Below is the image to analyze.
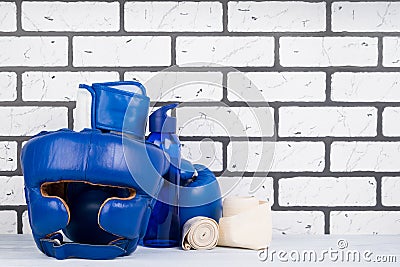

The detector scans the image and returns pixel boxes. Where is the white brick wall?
[181,141,223,172]
[125,2,223,32]
[0,72,17,101]
[272,211,325,234]
[176,37,274,66]
[382,177,400,206]
[177,106,274,137]
[279,177,376,206]
[0,107,68,136]
[227,72,326,102]
[0,2,16,32]
[331,142,400,172]
[280,37,378,67]
[279,107,377,137]
[332,2,400,32]
[0,37,68,66]
[228,141,325,172]
[331,72,400,102]
[228,1,326,32]
[330,211,400,234]
[0,176,25,206]
[218,176,274,204]
[0,142,17,172]
[22,2,120,32]
[73,36,171,67]
[383,107,400,136]
[22,72,119,101]
[125,72,223,102]
[22,211,31,234]
[0,211,17,234]
[383,37,400,67]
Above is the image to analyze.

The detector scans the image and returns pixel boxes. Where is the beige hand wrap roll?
[217,197,272,250]
[181,216,219,250]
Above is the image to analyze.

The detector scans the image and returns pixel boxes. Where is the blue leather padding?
[179,164,223,227]
[25,187,69,238]
[99,195,149,240]
[80,81,149,138]
[40,238,132,260]
[21,128,169,259]
[22,129,168,192]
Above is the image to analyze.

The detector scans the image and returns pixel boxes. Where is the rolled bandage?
[218,197,272,250]
[181,216,219,250]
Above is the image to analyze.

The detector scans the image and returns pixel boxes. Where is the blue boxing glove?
[179,159,222,228]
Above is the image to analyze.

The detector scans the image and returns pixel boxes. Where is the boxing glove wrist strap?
[40,233,131,260]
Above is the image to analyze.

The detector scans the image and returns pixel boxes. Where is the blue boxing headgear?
[21,81,169,260]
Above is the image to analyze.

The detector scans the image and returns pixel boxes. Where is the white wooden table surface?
[0,235,399,267]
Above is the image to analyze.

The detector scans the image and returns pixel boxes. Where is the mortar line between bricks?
[2,32,400,37]
[15,0,22,32]
[274,36,280,68]
[16,141,22,175]
[326,0,332,33]
[68,36,73,67]
[171,35,177,66]
[324,210,330,234]
[15,71,22,102]
[2,66,400,72]
[222,0,228,33]
[377,106,384,137]
[10,0,388,4]
[375,175,383,208]
[119,0,125,33]
[378,36,383,67]
[323,139,332,173]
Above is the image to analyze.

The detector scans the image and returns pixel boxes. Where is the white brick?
[0,2,16,32]
[0,72,17,101]
[383,37,400,67]
[176,37,274,67]
[0,107,68,136]
[177,107,274,137]
[0,211,17,234]
[181,141,223,172]
[227,72,326,102]
[228,142,325,172]
[272,211,325,234]
[331,211,400,234]
[0,176,24,206]
[280,37,378,67]
[0,37,67,67]
[22,72,119,101]
[279,107,377,137]
[331,142,400,172]
[332,2,400,32]
[22,210,31,234]
[383,107,400,136]
[218,176,273,205]
[332,72,400,102]
[22,2,119,32]
[0,142,17,171]
[228,1,325,32]
[125,2,222,32]
[125,72,223,102]
[279,177,376,207]
[73,36,170,67]
[382,177,400,206]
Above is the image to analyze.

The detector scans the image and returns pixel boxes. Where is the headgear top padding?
[22,128,169,259]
